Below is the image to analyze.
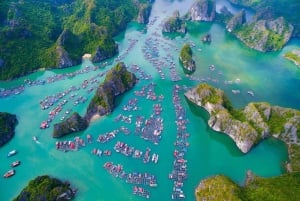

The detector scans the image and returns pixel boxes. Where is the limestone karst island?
[1,0,300,201]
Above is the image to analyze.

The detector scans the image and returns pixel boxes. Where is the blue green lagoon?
[1,0,300,200]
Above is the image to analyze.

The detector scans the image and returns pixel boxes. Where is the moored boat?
[7,150,17,157]
[3,169,15,178]
[11,160,21,167]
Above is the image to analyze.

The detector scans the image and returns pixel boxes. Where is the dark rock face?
[137,3,152,24]
[56,46,75,68]
[53,112,88,138]
[226,9,246,32]
[162,10,187,33]
[0,112,18,147]
[92,43,119,63]
[55,30,77,68]
[189,0,216,22]
[85,62,137,122]
[0,58,4,68]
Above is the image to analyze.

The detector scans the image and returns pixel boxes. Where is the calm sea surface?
[1,0,299,200]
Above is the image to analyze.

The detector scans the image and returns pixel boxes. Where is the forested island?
[195,172,300,201]
[0,0,152,80]
[13,175,77,201]
[0,112,18,147]
[179,44,196,73]
[185,83,300,171]
[53,62,137,138]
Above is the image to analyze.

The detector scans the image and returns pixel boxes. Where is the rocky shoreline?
[13,175,77,201]
[284,49,300,66]
[184,83,300,171]
[0,112,18,147]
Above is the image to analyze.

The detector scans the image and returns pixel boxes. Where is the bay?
[1,0,298,200]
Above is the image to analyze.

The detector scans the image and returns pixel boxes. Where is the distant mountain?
[0,0,152,80]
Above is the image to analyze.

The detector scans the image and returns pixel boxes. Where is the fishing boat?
[11,160,21,167]
[3,169,15,178]
[7,150,17,157]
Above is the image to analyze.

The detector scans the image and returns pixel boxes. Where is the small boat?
[7,150,17,157]
[33,136,38,141]
[3,169,15,178]
[11,160,21,167]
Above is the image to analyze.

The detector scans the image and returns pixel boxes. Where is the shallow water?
[1,0,299,200]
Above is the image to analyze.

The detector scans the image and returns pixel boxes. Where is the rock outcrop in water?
[85,62,137,122]
[226,9,246,32]
[284,49,300,66]
[188,0,216,22]
[233,16,294,52]
[179,44,196,73]
[185,83,300,171]
[13,175,77,201]
[0,112,18,147]
[162,10,187,34]
[136,3,152,24]
[92,38,119,63]
[53,112,88,138]
[52,62,137,137]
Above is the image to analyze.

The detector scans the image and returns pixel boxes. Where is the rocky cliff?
[179,43,196,73]
[226,9,246,32]
[188,0,216,22]
[53,112,88,138]
[234,16,294,52]
[185,84,300,171]
[13,175,77,201]
[0,112,18,147]
[55,29,77,68]
[162,10,187,34]
[136,3,152,24]
[85,62,137,122]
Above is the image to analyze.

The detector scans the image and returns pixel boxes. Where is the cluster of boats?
[103,162,157,199]
[55,136,86,152]
[3,150,20,178]
[169,85,190,200]
[122,98,139,111]
[128,64,152,81]
[114,141,158,164]
[114,37,139,63]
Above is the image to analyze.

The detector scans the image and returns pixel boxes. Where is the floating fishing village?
[1,9,259,200]
[2,0,299,201]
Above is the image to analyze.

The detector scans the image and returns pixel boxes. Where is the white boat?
[7,150,17,157]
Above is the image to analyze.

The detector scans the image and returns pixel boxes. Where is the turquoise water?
[1,0,299,200]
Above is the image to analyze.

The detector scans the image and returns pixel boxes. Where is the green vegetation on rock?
[179,43,196,73]
[196,172,300,201]
[234,17,293,52]
[0,112,18,147]
[196,175,242,201]
[162,10,186,34]
[13,175,76,201]
[85,62,137,121]
[284,49,300,66]
[185,83,300,171]
[228,0,300,36]
[53,112,88,138]
[0,0,148,80]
